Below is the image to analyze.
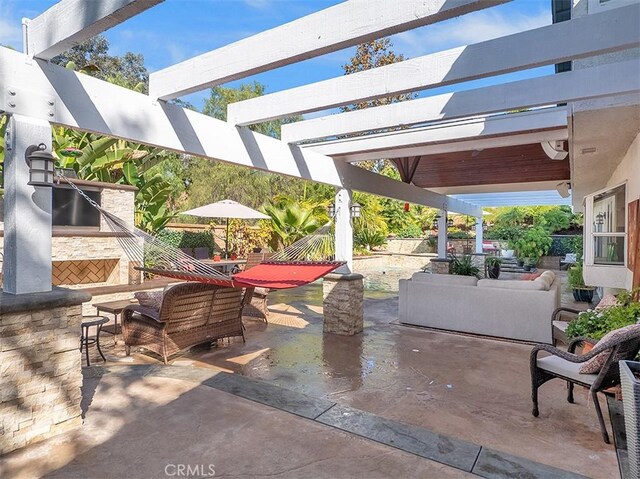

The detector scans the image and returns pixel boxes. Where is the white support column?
[475,217,483,254]
[334,188,353,273]
[3,114,52,294]
[438,209,448,259]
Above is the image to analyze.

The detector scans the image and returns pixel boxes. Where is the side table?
[80,316,109,366]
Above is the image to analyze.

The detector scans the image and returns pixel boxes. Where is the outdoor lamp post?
[25,143,55,186]
[350,202,361,218]
[328,203,336,217]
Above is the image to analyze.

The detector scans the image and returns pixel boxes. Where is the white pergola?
[1,0,639,294]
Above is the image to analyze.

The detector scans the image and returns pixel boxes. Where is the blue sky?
[0,0,553,111]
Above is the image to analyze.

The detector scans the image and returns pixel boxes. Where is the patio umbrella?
[181,200,270,258]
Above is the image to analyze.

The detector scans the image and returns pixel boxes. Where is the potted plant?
[567,262,595,303]
[449,253,480,278]
[565,297,640,342]
[485,256,502,279]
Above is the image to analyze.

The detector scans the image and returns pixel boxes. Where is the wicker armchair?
[242,251,273,323]
[530,329,640,443]
[550,307,582,346]
[122,283,246,364]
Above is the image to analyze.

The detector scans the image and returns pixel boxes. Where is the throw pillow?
[521,273,542,281]
[595,294,619,310]
[579,323,640,374]
[134,291,163,310]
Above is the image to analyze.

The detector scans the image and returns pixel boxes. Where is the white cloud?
[394,8,551,58]
[0,0,23,48]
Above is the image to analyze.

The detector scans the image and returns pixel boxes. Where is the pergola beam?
[24,0,164,60]
[332,131,569,163]
[229,4,640,126]
[148,0,509,100]
[0,47,480,217]
[305,108,568,158]
[282,59,640,143]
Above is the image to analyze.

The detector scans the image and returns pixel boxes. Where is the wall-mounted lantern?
[25,143,55,187]
[328,203,336,217]
[350,202,361,218]
[447,217,454,228]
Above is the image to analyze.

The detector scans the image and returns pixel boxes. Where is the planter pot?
[572,288,595,303]
[230,254,238,260]
[517,259,525,267]
[487,264,501,279]
[501,249,515,259]
[620,361,640,478]
[523,264,532,272]
[213,255,222,262]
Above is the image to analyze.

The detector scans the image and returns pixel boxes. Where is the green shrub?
[566,302,640,341]
[512,226,552,262]
[449,253,480,278]
[355,228,387,250]
[156,229,216,254]
[396,224,423,238]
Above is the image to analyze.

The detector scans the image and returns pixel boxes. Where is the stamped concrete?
[85,279,617,479]
[0,374,475,479]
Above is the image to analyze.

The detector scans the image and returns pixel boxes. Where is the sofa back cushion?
[411,273,478,286]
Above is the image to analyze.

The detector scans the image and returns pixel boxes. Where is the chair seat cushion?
[552,320,569,332]
[537,355,598,385]
[134,291,163,310]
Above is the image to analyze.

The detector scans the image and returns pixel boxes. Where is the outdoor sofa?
[399,271,560,343]
[122,282,247,363]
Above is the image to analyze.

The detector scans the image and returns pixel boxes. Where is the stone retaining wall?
[0,301,85,454]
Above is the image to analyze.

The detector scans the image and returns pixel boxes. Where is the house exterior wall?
[583,132,640,290]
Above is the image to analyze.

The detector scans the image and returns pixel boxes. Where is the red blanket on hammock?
[141,261,344,290]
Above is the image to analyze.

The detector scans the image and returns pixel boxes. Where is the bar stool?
[80,316,109,366]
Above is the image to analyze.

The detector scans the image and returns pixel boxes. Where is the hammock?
[58,176,344,289]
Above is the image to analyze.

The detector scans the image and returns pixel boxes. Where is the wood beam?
[229,4,640,126]
[282,59,640,143]
[24,0,164,60]
[0,47,481,217]
[305,108,568,158]
[148,0,509,100]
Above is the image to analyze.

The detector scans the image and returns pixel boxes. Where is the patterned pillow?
[134,291,163,310]
[595,294,619,310]
[579,323,640,374]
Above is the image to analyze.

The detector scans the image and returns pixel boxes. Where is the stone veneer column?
[430,258,453,274]
[0,288,90,454]
[322,273,363,335]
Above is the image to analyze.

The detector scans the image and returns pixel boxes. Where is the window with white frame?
[588,0,637,13]
[585,183,627,266]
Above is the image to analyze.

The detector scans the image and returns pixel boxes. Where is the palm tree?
[263,201,322,248]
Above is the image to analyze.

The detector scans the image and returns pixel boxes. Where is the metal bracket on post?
[2,86,56,122]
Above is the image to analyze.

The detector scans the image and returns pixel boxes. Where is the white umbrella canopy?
[181,200,270,258]
[181,199,269,219]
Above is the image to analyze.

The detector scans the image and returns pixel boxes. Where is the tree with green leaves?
[52,35,148,92]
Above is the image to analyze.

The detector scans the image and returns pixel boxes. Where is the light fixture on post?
[328,203,335,218]
[350,202,361,218]
[25,143,55,187]
[447,217,454,228]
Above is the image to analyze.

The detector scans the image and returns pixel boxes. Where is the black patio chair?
[530,328,640,443]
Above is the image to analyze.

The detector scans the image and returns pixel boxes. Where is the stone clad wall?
[0,185,135,286]
[0,304,84,454]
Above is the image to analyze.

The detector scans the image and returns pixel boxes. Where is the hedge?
[548,235,581,256]
[156,229,216,254]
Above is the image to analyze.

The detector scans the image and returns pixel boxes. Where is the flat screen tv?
[52,186,101,227]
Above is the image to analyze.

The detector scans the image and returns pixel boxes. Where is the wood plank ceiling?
[392,143,570,188]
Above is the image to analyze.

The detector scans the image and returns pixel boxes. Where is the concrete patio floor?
[2,280,618,478]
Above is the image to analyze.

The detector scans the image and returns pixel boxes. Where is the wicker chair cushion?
[134,291,163,310]
[580,323,640,374]
[537,355,598,384]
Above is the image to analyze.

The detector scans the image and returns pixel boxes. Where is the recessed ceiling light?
[581,147,597,154]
